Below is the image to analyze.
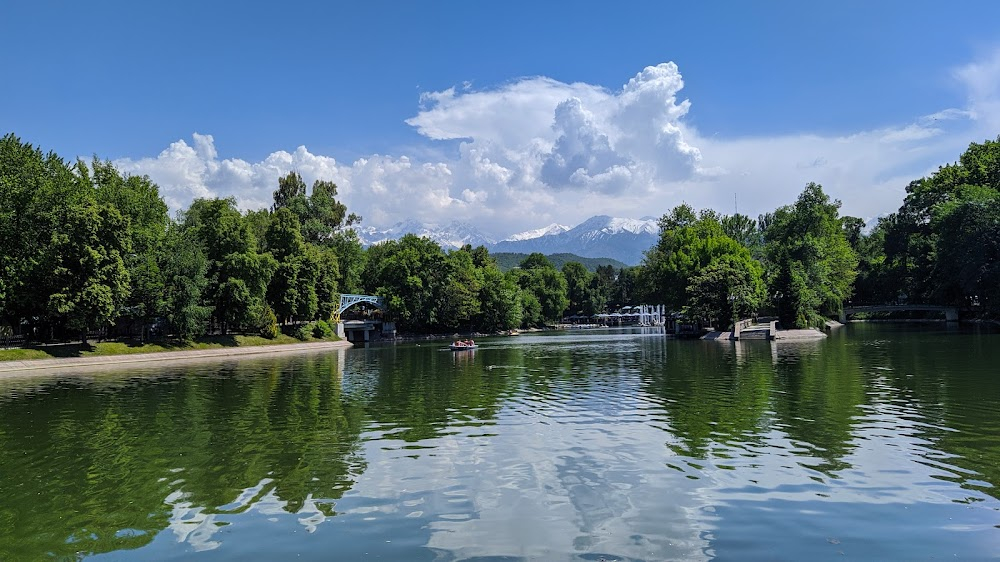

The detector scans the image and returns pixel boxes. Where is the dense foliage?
[761,183,857,327]
[3,131,998,341]
[0,135,360,341]
[638,137,1000,327]
[492,252,627,272]
[873,137,1000,312]
[641,205,762,318]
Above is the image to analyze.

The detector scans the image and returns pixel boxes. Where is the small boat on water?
[450,341,477,351]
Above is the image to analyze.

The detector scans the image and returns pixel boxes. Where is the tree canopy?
[641,205,761,324]
[763,183,857,328]
[4,131,1000,342]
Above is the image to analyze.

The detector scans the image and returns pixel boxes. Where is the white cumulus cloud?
[540,98,631,192]
[115,52,1000,237]
[115,133,346,214]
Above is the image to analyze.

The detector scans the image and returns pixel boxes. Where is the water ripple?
[2,326,999,560]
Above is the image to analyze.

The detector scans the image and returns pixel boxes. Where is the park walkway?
[0,340,353,376]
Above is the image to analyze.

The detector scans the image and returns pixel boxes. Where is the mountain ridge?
[351,215,659,266]
[502,223,571,242]
[491,252,629,273]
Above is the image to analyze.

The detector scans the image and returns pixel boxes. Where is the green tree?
[722,213,764,258]
[641,206,751,312]
[685,254,765,328]
[516,286,543,327]
[303,179,361,243]
[841,216,865,251]
[265,207,318,323]
[294,246,321,323]
[272,171,308,213]
[519,252,554,270]
[0,134,90,333]
[160,226,212,339]
[328,231,365,294]
[269,173,365,297]
[44,201,132,343]
[591,265,616,313]
[362,234,448,331]
[314,246,341,321]
[763,183,858,327]
[92,159,170,338]
[851,218,893,304]
[218,251,278,332]
[658,202,697,231]
[469,245,493,268]
[273,172,360,245]
[244,209,272,253]
[933,190,1000,311]
[183,198,275,333]
[183,198,255,262]
[561,261,593,315]
[479,265,522,331]
[438,249,482,329]
[881,137,1000,306]
[610,267,639,310]
[513,254,568,325]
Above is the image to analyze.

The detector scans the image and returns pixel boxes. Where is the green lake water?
[1,324,999,560]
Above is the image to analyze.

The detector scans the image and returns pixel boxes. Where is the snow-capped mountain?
[354,220,495,249]
[491,215,659,265]
[353,215,659,265]
[502,223,571,242]
[353,220,422,246]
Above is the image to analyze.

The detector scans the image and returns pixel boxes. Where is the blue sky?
[4,1,1000,237]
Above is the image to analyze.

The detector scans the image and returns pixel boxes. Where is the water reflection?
[0,325,998,560]
[0,350,367,559]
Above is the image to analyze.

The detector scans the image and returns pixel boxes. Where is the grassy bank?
[0,333,342,362]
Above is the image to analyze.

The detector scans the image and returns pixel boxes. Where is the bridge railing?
[732,318,754,340]
[841,304,959,322]
[334,294,386,323]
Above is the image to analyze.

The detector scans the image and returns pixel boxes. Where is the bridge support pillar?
[945,308,959,322]
[839,309,847,323]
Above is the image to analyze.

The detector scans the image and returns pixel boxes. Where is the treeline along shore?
[2,132,999,358]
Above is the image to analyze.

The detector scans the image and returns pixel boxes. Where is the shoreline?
[390,327,543,342]
[0,339,354,376]
[701,328,827,341]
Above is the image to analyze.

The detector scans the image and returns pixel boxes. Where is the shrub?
[292,323,312,341]
[258,306,280,339]
[312,320,333,339]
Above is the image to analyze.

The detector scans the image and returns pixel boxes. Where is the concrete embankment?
[701,328,827,341]
[0,339,354,377]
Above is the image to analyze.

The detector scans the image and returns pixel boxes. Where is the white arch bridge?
[333,294,395,344]
[333,294,386,323]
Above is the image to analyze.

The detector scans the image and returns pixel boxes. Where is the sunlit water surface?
[1,324,999,560]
